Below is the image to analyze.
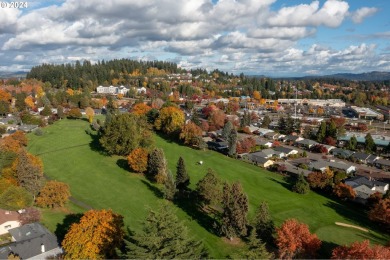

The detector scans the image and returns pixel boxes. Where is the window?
[5,225,11,229]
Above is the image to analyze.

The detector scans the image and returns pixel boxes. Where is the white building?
[0,209,20,235]
[96,85,130,95]
[277,99,345,107]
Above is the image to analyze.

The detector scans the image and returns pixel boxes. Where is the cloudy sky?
[1,0,389,76]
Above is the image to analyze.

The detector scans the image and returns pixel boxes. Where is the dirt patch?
[335,222,369,232]
[222,237,243,246]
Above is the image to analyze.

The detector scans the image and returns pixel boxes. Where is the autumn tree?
[124,204,207,259]
[15,150,44,196]
[333,183,356,200]
[62,209,124,259]
[0,89,11,102]
[196,169,223,209]
[131,102,152,116]
[276,218,322,259]
[146,148,168,184]
[176,157,190,193]
[10,131,28,147]
[85,106,95,123]
[67,107,82,119]
[331,240,390,259]
[253,201,275,243]
[179,121,202,146]
[369,198,390,229]
[209,109,226,130]
[155,106,185,135]
[127,148,148,173]
[220,182,249,239]
[0,186,33,210]
[24,96,35,109]
[307,171,333,190]
[19,207,41,225]
[36,181,71,208]
[100,113,153,156]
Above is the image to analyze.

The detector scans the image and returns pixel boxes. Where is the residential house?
[273,146,299,157]
[256,139,273,148]
[250,155,274,168]
[0,209,20,236]
[295,139,319,150]
[0,223,62,259]
[207,141,228,154]
[350,152,380,165]
[257,128,274,137]
[310,160,356,174]
[330,148,355,159]
[374,158,390,171]
[280,135,303,144]
[276,163,312,177]
[263,132,279,140]
[18,124,38,133]
[322,144,336,153]
[345,176,389,201]
[259,148,285,159]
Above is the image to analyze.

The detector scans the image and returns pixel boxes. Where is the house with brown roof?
[0,209,20,235]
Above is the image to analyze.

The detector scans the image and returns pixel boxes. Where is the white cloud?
[350,7,378,23]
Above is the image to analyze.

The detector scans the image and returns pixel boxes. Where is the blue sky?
[0,0,389,77]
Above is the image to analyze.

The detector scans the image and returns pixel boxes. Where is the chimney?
[41,244,45,253]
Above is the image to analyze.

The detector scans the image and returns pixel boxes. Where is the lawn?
[27,119,389,258]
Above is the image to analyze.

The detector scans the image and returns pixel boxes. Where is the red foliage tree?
[369,198,390,229]
[200,120,209,132]
[272,140,281,147]
[333,183,356,200]
[202,104,217,118]
[310,144,328,154]
[324,136,337,146]
[236,137,256,154]
[276,218,322,259]
[332,240,390,259]
[307,171,333,189]
[209,110,226,130]
[329,116,346,128]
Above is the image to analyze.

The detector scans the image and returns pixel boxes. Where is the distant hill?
[0,71,27,79]
[301,71,390,81]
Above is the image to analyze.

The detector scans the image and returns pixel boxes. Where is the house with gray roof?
[310,160,356,174]
[18,124,38,133]
[0,223,62,259]
[345,176,389,194]
[331,148,355,159]
[273,146,299,156]
[249,155,274,168]
[374,158,390,171]
[350,152,379,165]
[295,139,319,149]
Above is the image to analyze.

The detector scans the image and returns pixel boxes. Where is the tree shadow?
[174,193,221,236]
[86,131,107,155]
[116,159,129,171]
[318,240,338,259]
[266,177,294,191]
[155,131,186,147]
[141,179,164,199]
[55,213,83,243]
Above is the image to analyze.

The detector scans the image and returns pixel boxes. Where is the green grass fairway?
[27,119,389,258]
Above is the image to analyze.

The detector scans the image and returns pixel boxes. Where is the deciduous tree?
[124,204,207,259]
[220,182,249,239]
[155,106,185,135]
[67,108,82,119]
[369,198,390,229]
[331,240,390,259]
[276,218,321,259]
[85,107,95,123]
[36,181,71,208]
[131,103,152,116]
[14,150,44,196]
[19,207,41,225]
[62,209,124,259]
[209,109,226,130]
[0,186,33,210]
[127,148,148,173]
[307,171,333,189]
[179,122,202,146]
[333,183,356,200]
[292,174,310,194]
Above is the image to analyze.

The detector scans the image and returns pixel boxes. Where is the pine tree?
[196,169,223,208]
[285,115,295,134]
[146,148,168,184]
[221,121,233,140]
[292,174,310,194]
[228,129,237,157]
[327,120,337,139]
[346,136,357,150]
[278,117,286,133]
[220,182,249,239]
[316,121,327,143]
[233,229,273,259]
[124,204,208,259]
[365,133,376,153]
[176,157,190,192]
[261,115,271,128]
[253,201,275,242]
[164,171,176,201]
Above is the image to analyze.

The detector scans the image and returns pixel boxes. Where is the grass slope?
[27,119,389,258]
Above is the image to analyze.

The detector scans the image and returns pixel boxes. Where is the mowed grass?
[27,119,389,258]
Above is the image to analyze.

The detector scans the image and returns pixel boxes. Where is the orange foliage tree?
[131,103,152,116]
[333,183,356,200]
[24,96,35,109]
[0,89,11,102]
[369,198,390,229]
[0,137,22,153]
[209,110,226,130]
[10,131,28,147]
[62,209,124,259]
[36,181,71,208]
[155,106,185,135]
[276,218,322,259]
[179,121,202,146]
[331,240,390,259]
[127,148,149,173]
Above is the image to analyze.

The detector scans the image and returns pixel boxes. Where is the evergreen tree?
[57,105,64,119]
[316,121,327,143]
[261,115,271,128]
[164,171,176,201]
[124,204,208,259]
[278,117,286,134]
[228,129,238,157]
[292,174,310,194]
[220,182,249,239]
[302,125,312,139]
[231,229,273,259]
[327,120,337,139]
[176,157,190,192]
[346,136,357,150]
[253,201,275,243]
[286,115,295,134]
[196,169,223,208]
[294,119,301,134]
[221,121,233,140]
[146,148,168,184]
[365,133,376,153]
